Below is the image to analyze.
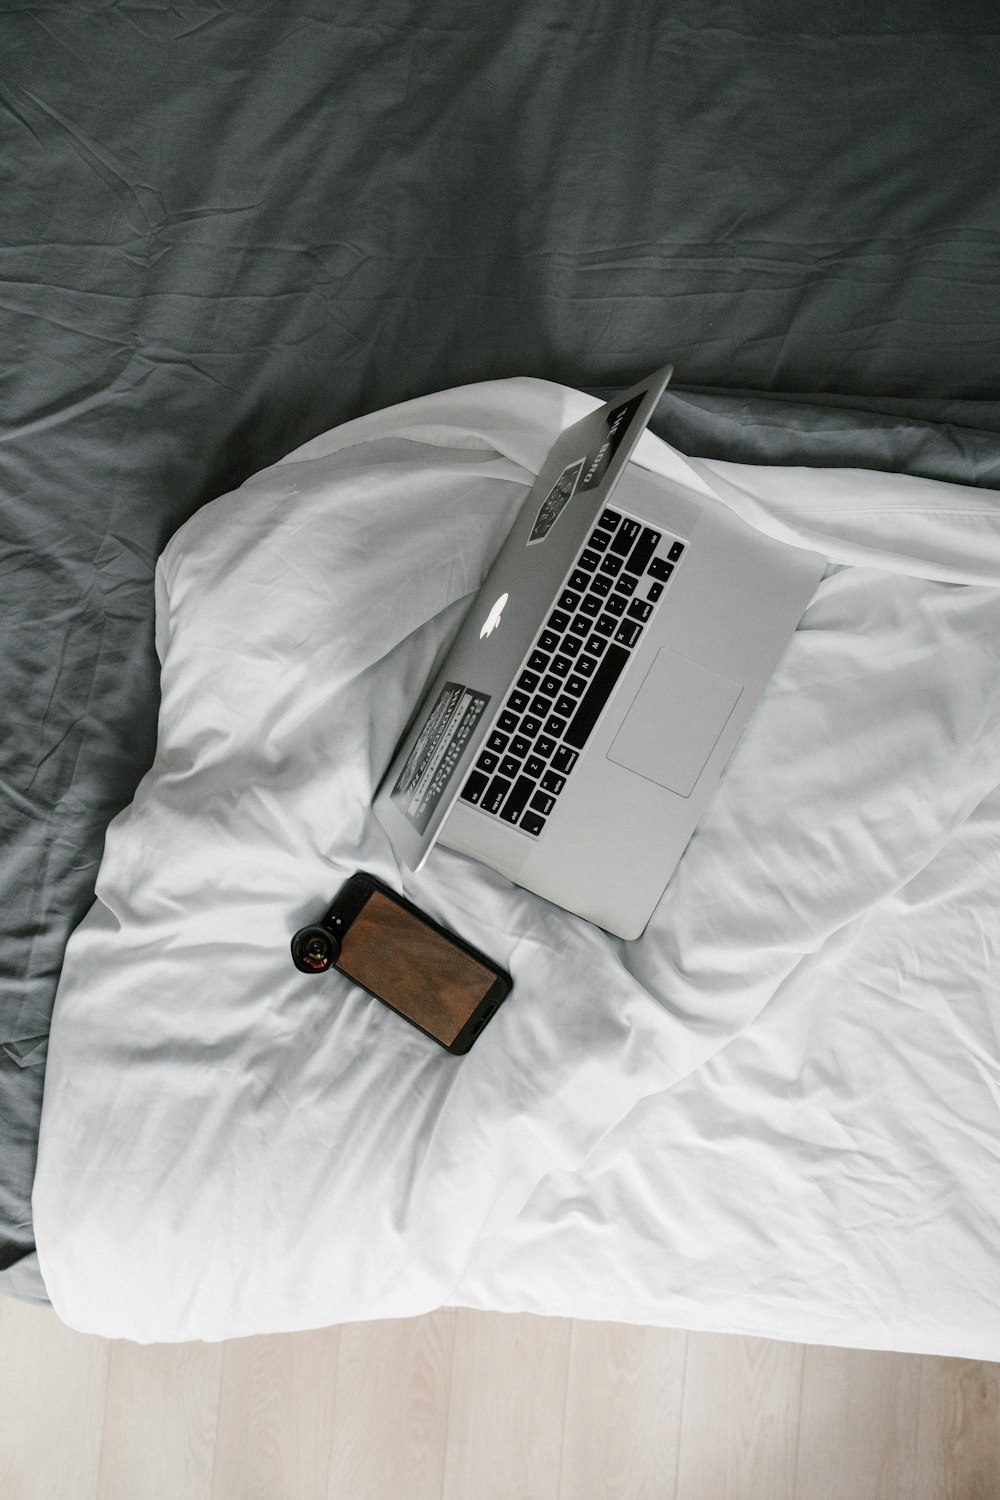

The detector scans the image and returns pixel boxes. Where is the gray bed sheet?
[2,1,998,1305]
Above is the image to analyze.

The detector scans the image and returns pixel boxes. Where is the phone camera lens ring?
[290,925,341,973]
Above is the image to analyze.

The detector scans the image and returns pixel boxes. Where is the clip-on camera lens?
[290,925,341,974]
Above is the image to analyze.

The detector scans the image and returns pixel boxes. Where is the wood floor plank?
[913,1357,1000,1500]
[5,1295,1000,1500]
[794,1344,922,1500]
[559,1319,688,1500]
[97,1336,223,1500]
[674,1331,804,1500]
[443,1309,573,1500]
[210,1324,340,1500]
[325,1311,454,1500]
[0,1299,110,1500]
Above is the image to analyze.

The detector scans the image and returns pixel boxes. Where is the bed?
[4,2,1000,1350]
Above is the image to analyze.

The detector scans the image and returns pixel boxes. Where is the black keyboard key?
[531,790,556,816]
[599,508,621,531]
[550,653,572,676]
[588,528,612,552]
[580,594,602,618]
[605,593,627,617]
[530,694,552,718]
[579,549,600,571]
[615,619,643,647]
[525,754,546,778]
[648,581,663,601]
[541,769,566,795]
[510,734,531,758]
[483,774,511,814]
[520,809,547,836]
[486,730,509,753]
[565,674,587,696]
[558,588,581,611]
[667,540,685,561]
[538,629,561,654]
[586,634,608,657]
[461,770,489,804]
[527,649,549,673]
[540,674,561,697]
[499,753,521,778]
[476,749,499,773]
[590,573,612,597]
[611,517,641,555]
[544,714,567,738]
[599,553,623,577]
[624,526,661,576]
[569,569,590,592]
[561,633,582,657]
[648,558,674,581]
[564,643,630,750]
[500,774,536,824]
[627,598,653,622]
[594,614,616,636]
[536,735,557,758]
[548,609,570,633]
[569,615,591,637]
[521,714,542,738]
[518,668,540,693]
[507,689,530,713]
[613,571,636,597]
[554,694,576,717]
[552,745,579,775]
[576,652,598,678]
[498,709,520,733]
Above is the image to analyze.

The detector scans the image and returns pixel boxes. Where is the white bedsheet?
[33,379,1000,1349]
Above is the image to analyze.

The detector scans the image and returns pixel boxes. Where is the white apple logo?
[480,592,508,639]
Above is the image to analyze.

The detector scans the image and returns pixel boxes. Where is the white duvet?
[33,379,1000,1351]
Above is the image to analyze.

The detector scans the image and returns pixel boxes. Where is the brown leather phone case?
[326,874,511,1054]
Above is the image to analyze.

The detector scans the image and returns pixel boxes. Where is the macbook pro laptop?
[373,366,826,938]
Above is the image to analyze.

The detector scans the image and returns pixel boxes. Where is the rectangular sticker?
[527,457,585,545]
[391,681,491,833]
[577,392,644,492]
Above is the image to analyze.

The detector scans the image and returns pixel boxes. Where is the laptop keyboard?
[459,507,685,838]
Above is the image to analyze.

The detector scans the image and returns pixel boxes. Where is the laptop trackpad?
[607,648,743,797]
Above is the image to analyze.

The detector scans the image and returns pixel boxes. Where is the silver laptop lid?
[373,365,674,871]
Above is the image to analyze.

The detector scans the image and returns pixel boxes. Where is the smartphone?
[290,872,512,1054]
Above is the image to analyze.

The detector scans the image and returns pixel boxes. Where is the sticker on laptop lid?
[527,457,585,545]
[577,392,644,492]
[391,681,491,833]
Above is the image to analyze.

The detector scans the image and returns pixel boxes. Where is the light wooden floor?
[2,1296,998,1500]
